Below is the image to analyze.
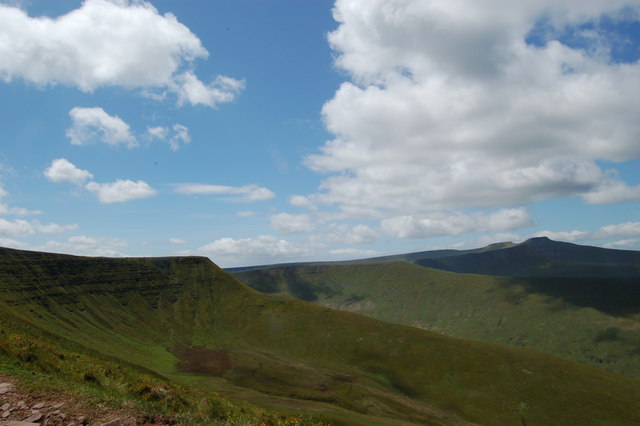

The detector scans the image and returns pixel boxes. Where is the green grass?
[231,261,640,381]
[0,324,299,425]
[1,247,640,425]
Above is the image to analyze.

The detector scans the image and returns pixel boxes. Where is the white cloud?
[237,211,256,217]
[146,123,191,151]
[169,124,191,150]
[329,248,379,257]
[169,238,186,244]
[310,223,379,245]
[593,222,640,239]
[381,208,533,239]
[146,126,168,140]
[170,72,245,108]
[0,183,42,216]
[0,237,29,249]
[582,180,640,204]
[40,235,128,257]
[534,229,589,242]
[188,235,312,268]
[0,218,33,237]
[0,205,42,216]
[603,239,640,250]
[45,158,156,204]
[290,195,318,210]
[36,222,79,234]
[0,218,77,237]
[67,107,136,147]
[44,158,93,184]
[345,224,378,244]
[300,0,640,234]
[174,183,275,202]
[0,0,243,107]
[535,221,640,244]
[270,213,315,235]
[86,179,156,203]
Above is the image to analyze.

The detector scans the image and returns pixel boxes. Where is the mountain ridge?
[227,237,640,276]
[415,237,640,277]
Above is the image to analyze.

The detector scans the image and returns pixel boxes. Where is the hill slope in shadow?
[231,239,640,381]
[414,237,640,277]
[1,247,640,425]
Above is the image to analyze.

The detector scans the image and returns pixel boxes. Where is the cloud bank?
[298,0,640,237]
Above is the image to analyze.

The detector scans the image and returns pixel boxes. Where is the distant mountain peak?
[522,236,553,244]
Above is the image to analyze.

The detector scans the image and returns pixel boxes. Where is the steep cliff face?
[1,247,640,425]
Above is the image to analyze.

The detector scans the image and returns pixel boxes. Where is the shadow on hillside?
[503,276,640,316]
[237,268,341,302]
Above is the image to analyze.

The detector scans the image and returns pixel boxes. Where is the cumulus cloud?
[329,248,379,257]
[0,0,243,107]
[593,222,640,239]
[270,213,315,235]
[86,180,156,203]
[0,205,42,216]
[0,218,33,237]
[604,239,640,250]
[381,208,533,239]
[169,238,187,244]
[301,0,640,236]
[582,180,640,204]
[44,158,93,184]
[309,223,379,245]
[170,72,245,108]
[0,237,29,249]
[533,221,640,245]
[67,107,136,147]
[187,235,312,268]
[146,123,191,151]
[174,183,275,202]
[0,218,77,237]
[40,235,128,257]
[344,224,378,244]
[44,158,154,204]
[290,195,318,210]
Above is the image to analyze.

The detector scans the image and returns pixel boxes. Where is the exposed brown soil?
[172,347,233,376]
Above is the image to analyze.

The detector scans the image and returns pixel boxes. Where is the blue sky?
[0,0,639,267]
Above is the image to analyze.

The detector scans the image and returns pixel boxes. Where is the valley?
[0,244,639,424]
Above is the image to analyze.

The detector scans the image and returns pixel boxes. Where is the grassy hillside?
[231,261,640,381]
[1,248,640,425]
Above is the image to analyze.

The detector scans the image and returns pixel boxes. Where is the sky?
[0,0,639,267]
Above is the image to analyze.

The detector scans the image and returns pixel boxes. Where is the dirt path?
[0,375,171,426]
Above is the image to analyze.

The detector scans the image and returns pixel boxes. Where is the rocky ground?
[0,376,171,426]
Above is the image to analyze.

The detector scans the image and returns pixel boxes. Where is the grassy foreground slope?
[232,261,640,380]
[1,248,640,425]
